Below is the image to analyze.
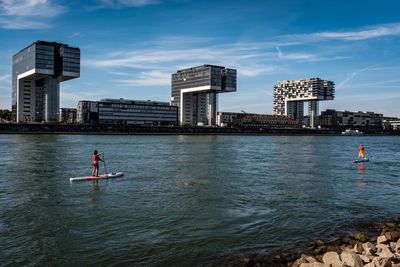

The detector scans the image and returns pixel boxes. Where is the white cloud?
[275,46,315,61]
[281,23,400,43]
[0,0,66,29]
[99,0,161,8]
[116,70,171,86]
[84,40,297,84]
[315,23,400,41]
[0,74,10,81]
[336,64,381,90]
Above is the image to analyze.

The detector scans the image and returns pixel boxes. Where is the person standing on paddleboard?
[358,144,366,160]
[92,150,103,177]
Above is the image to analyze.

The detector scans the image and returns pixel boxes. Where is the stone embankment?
[238,221,400,267]
[292,224,400,267]
[289,222,400,267]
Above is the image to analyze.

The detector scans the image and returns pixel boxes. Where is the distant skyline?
[1,0,399,116]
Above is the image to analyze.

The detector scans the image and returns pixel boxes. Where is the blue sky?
[0,0,399,116]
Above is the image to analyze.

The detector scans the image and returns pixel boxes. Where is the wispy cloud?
[0,0,66,29]
[280,23,400,43]
[336,64,381,90]
[116,70,171,86]
[0,74,10,81]
[275,46,315,61]
[84,39,303,85]
[99,0,161,8]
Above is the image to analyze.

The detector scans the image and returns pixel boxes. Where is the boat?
[341,129,363,136]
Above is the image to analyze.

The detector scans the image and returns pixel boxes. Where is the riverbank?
[208,218,400,267]
[0,123,397,135]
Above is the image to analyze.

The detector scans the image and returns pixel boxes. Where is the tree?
[0,109,12,121]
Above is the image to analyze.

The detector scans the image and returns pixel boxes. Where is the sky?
[0,0,399,117]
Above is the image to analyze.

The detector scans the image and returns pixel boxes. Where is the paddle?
[102,152,108,178]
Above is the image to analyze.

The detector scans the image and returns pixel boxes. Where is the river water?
[1,134,399,266]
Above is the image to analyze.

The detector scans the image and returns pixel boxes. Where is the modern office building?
[59,108,77,123]
[77,101,99,124]
[12,41,80,122]
[171,65,237,126]
[320,109,383,128]
[77,98,178,125]
[273,78,335,128]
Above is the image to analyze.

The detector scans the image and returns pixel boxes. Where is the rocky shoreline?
[209,218,400,267]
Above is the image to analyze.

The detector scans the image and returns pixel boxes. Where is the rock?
[352,232,368,243]
[299,263,327,267]
[340,250,363,267]
[371,256,392,267]
[292,255,309,267]
[395,239,400,255]
[390,242,397,252]
[378,235,389,244]
[364,263,374,267]
[322,251,344,267]
[362,242,377,256]
[305,256,318,263]
[352,242,364,254]
[328,237,342,247]
[326,245,340,253]
[313,246,326,254]
[376,244,395,259]
[380,223,397,235]
[359,254,370,263]
[385,231,400,241]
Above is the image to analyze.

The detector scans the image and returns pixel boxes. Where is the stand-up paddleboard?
[70,172,124,182]
[352,159,369,163]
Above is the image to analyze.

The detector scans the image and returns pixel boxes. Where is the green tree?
[0,109,12,121]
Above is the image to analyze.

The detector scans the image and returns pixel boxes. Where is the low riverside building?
[77,98,178,125]
[217,112,300,128]
[320,109,383,128]
[59,108,77,123]
[383,117,400,130]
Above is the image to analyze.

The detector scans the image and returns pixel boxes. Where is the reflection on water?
[0,134,400,266]
[356,163,366,191]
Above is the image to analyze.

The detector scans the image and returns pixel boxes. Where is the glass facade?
[78,99,178,125]
[12,41,80,122]
[171,65,237,126]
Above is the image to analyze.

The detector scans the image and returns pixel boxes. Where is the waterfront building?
[216,112,299,128]
[59,108,77,123]
[382,117,400,130]
[273,78,334,128]
[77,98,178,125]
[320,109,383,128]
[12,41,80,122]
[171,65,237,126]
[77,101,99,124]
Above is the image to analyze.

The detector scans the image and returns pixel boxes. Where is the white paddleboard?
[70,172,124,182]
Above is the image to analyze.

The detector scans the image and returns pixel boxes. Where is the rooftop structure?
[171,65,237,126]
[12,41,80,122]
[274,78,334,128]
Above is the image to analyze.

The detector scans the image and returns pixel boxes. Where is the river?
[1,134,399,266]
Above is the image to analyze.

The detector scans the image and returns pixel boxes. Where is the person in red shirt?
[91,150,103,177]
[358,144,366,160]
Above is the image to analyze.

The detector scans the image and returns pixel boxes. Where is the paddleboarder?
[357,144,366,160]
[91,150,103,177]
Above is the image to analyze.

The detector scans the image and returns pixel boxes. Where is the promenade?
[0,123,395,135]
